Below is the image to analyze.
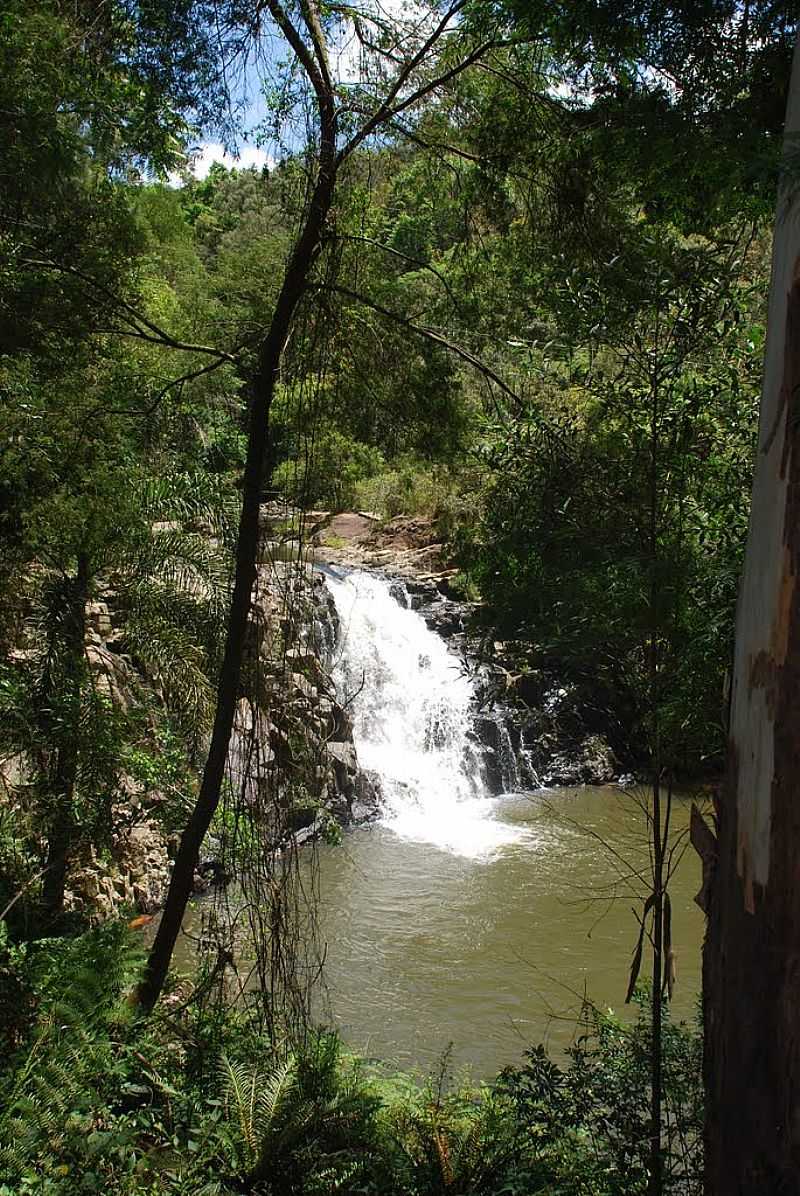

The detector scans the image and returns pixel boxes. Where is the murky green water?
[176,785,702,1076]
[308,785,703,1076]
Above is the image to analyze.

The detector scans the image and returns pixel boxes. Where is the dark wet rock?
[327,741,358,790]
[229,557,384,843]
[540,735,619,787]
[419,598,467,638]
[198,857,228,883]
[389,580,410,607]
[284,804,318,835]
[352,770,382,821]
[194,858,230,892]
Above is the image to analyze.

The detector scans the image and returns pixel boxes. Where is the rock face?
[235,557,382,843]
[66,820,172,921]
[65,537,381,923]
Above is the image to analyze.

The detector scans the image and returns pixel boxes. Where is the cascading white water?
[324,568,526,858]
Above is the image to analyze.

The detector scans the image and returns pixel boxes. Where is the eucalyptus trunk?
[703,32,800,1194]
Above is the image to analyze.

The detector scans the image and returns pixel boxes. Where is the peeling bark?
[704,32,800,1193]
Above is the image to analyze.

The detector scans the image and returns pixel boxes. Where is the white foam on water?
[325,569,526,859]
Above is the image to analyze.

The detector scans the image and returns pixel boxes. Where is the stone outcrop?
[60,537,381,922]
[236,557,382,842]
[65,819,171,921]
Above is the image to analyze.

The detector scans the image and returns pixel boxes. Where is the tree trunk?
[703,33,800,1194]
[137,91,338,1012]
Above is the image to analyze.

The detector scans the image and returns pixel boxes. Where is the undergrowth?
[0,924,703,1195]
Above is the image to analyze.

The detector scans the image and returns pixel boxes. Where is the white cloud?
[167,141,276,186]
[190,141,275,178]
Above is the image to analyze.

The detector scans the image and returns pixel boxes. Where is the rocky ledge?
[230,556,382,845]
[63,543,382,923]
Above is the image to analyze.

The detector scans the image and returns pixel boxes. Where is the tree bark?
[137,75,338,1012]
[704,32,800,1194]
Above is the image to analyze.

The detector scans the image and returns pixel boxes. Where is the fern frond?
[220,1054,263,1167]
[254,1052,297,1136]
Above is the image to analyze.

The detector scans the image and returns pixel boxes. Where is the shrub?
[353,460,467,527]
[496,995,703,1195]
[272,429,385,511]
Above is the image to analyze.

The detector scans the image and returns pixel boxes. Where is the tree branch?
[21,258,237,364]
[298,0,333,93]
[337,0,470,161]
[322,281,522,406]
[262,0,329,108]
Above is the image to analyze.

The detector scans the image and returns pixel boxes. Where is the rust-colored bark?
[704,39,800,1184]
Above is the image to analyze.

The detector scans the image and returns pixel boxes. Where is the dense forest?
[1,0,799,1192]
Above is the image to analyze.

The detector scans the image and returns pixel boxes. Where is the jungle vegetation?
[0,0,797,1192]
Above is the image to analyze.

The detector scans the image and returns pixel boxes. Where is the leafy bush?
[383,1068,521,1195]
[272,428,385,511]
[0,938,702,1196]
[0,925,145,1193]
[353,460,469,529]
[496,996,703,1196]
[458,373,753,773]
[218,1031,382,1193]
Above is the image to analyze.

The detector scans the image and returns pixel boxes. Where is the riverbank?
[0,930,704,1194]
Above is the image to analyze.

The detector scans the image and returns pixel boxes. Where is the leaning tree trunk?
[137,85,338,1011]
[703,33,800,1195]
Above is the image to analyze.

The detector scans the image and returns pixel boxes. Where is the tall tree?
[138,0,502,1010]
[702,31,800,1196]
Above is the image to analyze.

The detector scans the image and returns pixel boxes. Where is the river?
[178,567,704,1078]
[310,569,704,1076]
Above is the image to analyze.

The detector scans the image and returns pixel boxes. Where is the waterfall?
[324,568,525,858]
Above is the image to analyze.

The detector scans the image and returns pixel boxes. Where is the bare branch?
[21,258,237,364]
[322,281,522,406]
[337,1,471,161]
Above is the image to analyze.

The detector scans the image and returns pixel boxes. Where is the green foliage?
[217,1031,382,1193]
[457,230,762,772]
[272,424,386,511]
[483,1,795,233]
[0,947,703,1196]
[354,460,464,525]
[385,1066,520,1195]
[0,447,230,928]
[497,995,703,1195]
[0,925,144,1191]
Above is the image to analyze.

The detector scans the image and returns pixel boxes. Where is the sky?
[183,0,440,180]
